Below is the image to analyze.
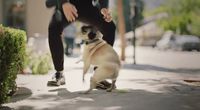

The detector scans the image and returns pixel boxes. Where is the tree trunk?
[117,0,126,61]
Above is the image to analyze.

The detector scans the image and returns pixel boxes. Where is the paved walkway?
[1,46,200,110]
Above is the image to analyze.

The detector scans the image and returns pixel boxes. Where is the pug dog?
[81,26,121,94]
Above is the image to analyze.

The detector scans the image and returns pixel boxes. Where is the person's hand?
[101,8,112,22]
[62,3,78,22]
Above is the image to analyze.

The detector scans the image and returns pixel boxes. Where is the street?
[2,46,200,110]
[119,46,200,69]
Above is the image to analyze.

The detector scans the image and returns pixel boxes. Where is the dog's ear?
[88,32,96,40]
[81,26,93,34]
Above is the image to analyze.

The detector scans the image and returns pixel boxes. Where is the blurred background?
[0,0,200,73]
[1,0,200,109]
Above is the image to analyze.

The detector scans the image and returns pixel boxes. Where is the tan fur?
[82,36,121,94]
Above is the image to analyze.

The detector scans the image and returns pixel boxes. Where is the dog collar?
[89,40,106,57]
[84,38,99,45]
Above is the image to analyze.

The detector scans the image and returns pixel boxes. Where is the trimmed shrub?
[0,25,26,104]
[31,53,52,75]
[24,51,52,75]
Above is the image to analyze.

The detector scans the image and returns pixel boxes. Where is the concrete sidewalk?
[2,46,200,110]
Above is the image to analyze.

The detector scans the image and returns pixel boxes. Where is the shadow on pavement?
[13,84,200,110]
[1,87,32,110]
[0,106,13,110]
[123,63,200,74]
[10,87,32,103]
[119,78,200,93]
[15,106,34,110]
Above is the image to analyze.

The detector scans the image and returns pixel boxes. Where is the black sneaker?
[47,72,65,86]
[55,72,66,86]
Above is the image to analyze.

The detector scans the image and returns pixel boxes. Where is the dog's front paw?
[106,88,112,92]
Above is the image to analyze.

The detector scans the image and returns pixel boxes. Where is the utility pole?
[130,0,136,64]
[117,0,126,61]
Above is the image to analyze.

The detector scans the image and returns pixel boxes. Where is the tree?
[157,0,200,36]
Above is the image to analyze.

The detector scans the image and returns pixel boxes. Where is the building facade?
[0,0,53,37]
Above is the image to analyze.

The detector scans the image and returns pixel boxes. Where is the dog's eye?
[82,31,87,34]
[88,32,96,40]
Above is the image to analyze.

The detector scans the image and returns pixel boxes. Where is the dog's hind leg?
[106,79,116,92]
[106,64,119,92]
[84,77,97,94]
[93,66,98,71]
[84,66,108,94]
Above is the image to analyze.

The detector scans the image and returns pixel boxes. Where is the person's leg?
[48,12,70,86]
[64,37,70,55]
[68,38,74,55]
[68,38,74,49]
[49,14,69,71]
[99,21,116,46]
[64,37,74,56]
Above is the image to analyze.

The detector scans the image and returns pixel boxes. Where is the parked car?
[156,31,200,51]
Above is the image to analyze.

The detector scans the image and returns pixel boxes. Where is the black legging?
[48,0,116,71]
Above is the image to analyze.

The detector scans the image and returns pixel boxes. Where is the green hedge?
[25,51,52,75]
[0,25,26,104]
